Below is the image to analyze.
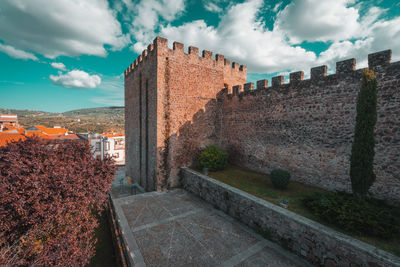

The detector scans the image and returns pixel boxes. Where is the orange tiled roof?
[102,133,124,138]
[0,126,79,146]
[25,131,51,138]
[34,125,71,135]
[0,133,26,147]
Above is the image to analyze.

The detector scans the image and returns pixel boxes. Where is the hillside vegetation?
[0,107,124,133]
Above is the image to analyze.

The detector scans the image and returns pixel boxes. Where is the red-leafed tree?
[0,137,116,266]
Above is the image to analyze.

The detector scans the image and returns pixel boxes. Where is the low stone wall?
[181,167,400,267]
[109,196,136,267]
[107,197,129,267]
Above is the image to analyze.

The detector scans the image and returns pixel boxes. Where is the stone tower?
[125,37,246,191]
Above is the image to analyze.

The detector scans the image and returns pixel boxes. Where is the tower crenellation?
[256,79,268,90]
[243,82,254,92]
[310,65,327,79]
[368,49,391,69]
[224,49,396,102]
[336,58,356,74]
[125,37,246,79]
[290,71,304,84]
[272,75,284,86]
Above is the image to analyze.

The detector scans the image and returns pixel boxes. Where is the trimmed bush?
[303,192,400,239]
[198,145,228,172]
[270,169,291,189]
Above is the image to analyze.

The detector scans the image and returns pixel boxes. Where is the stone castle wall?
[125,37,246,190]
[154,38,246,189]
[219,50,400,203]
[125,42,158,191]
[125,37,400,202]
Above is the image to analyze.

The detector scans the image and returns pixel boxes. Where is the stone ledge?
[110,195,146,267]
[181,167,400,267]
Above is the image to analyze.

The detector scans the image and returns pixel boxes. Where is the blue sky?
[0,0,399,112]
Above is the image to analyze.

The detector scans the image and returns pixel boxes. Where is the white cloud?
[146,0,399,76]
[126,0,186,53]
[160,0,316,73]
[275,0,361,44]
[50,62,66,71]
[0,0,129,58]
[317,16,400,71]
[205,2,222,13]
[0,43,38,60]
[368,17,400,57]
[90,95,124,106]
[50,70,101,89]
[90,75,124,106]
[318,39,371,71]
[272,2,282,13]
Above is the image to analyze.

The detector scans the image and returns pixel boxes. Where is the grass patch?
[207,165,400,257]
[87,211,118,267]
[208,165,324,217]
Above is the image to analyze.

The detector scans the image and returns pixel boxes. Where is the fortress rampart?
[219,50,400,203]
[125,37,400,203]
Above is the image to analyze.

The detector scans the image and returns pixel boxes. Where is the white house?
[87,133,125,165]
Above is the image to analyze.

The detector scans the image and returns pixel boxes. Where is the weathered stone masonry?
[125,37,246,191]
[219,50,400,203]
[125,37,400,203]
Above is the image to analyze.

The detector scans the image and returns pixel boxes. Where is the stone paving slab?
[112,189,313,267]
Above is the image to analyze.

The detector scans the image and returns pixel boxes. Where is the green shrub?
[270,169,291,189]
[303,192,400,239]
[350,69,377,197]
[198,145,228,172]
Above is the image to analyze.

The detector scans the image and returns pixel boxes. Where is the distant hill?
[63,106,124,123]
[0,108,55,117]
[63,106,124,118]
[0,107,125,133]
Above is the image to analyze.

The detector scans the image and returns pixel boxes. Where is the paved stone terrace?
[112,189,312,266]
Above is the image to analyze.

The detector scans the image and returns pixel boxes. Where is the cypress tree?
[350,69,378,197]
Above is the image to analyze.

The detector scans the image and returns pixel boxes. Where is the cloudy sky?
[0,0,399,112]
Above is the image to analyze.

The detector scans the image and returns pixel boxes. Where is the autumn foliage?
[0,137,116,266]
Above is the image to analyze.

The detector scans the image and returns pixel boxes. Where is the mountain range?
[0,107,124,134]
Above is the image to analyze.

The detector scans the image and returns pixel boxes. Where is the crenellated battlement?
[216,47,400,205]
[223,49,395,99]
[124,37,247,78]
[124,42,156,77]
